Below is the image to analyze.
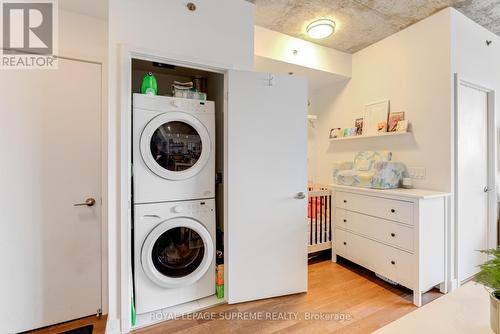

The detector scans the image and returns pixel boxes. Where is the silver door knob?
[74,198,96,207]
[294,192,306,199]
[484,186,490,193]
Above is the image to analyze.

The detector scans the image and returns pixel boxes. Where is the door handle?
[74,198,96,207]
[484,186,491,193]
[295,192,306,199]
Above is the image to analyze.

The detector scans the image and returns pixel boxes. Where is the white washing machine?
[134,199,216,314]
[133,94,215,204]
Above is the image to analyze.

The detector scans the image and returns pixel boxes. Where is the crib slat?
[314,197,318,245]
[323,195,327,242]
[319,196,322,244]
[329,195,332,241]
[307,190,333,253]
[309,196,312,246]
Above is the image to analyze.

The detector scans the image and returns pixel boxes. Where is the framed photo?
[396,120,408,132]
[355,118,364,135]
[377,122,387,132]
[329,128,342,139]
[388,111,405,132]
[363,100,390,135]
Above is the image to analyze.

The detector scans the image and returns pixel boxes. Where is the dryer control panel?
[169,97,214,114]
[133,93,214,115]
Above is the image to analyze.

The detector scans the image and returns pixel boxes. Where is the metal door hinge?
[216,172,223,184]
[294,192,306,199]
[96,308,102,318]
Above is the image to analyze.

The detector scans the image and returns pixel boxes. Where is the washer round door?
[141,218,214,288]
[140,111,211,180]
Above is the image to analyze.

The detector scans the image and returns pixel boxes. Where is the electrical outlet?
[408,167,426,180]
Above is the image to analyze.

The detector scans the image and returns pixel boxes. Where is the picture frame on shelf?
[396,120,408,132]
[363,100,390,135]
[329,128,342,139]
[355,118,364,135]
[377,122,387,133]
[388,111,405,132]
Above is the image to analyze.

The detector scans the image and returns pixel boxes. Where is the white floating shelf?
[329,131,410,141]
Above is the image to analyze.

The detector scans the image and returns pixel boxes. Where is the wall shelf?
[329,131,410,141]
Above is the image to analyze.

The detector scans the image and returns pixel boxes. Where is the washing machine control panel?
[171,201,213,214]
[170,98,209,113]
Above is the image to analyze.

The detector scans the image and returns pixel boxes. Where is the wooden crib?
[307,187,332,254]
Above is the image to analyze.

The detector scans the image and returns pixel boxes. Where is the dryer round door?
[141,217,214,288]
[140,111,211,180]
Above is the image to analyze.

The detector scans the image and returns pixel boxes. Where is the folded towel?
[172,81,193,90]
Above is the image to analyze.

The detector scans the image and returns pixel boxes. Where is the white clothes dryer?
[133,94,215,204]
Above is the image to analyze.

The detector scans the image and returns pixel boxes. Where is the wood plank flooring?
[134,256,442,334]
[26,315,107,334]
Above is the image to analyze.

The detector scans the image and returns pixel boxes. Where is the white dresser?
[331,185,451,306]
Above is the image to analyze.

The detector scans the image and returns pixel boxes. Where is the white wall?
[109,1,254,70]
[450,8,500,181]
[107,1,255,332]
[59,9,107,63]
[449,8,500,284]
[310,9,453,191]
[450,10,500,96]
[255,26,351,78]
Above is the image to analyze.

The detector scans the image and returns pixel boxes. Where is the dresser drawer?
[334,228,350,258]
[335,209,414,252]
[336,229,415,289]
[335,191,413,224]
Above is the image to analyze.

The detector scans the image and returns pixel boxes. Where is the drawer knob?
[391,209,396,213]
[391,260,396,265]
[343,200,347,203]
[390,233,396,237]
[343,219,347,223]
[343,241,347,245]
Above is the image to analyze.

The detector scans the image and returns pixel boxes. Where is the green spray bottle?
[141,72,158,95]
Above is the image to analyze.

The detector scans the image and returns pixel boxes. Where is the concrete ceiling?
[253,0,500,53]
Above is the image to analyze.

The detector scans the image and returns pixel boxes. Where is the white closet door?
[226,70,308,303]
[457,81,490,283]
[0,58,102,333]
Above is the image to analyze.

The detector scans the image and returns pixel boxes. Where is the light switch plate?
[408,167,426,180]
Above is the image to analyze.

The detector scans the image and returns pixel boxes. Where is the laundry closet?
[130,59,226,319]
[127,53,309,329]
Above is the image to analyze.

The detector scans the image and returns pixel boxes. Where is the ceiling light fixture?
[306,19,335,39]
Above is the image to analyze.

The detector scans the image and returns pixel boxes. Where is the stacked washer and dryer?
[132,93,217,314]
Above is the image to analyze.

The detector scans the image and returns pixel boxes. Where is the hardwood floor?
[26,315,107,334]
[134,256,442,334]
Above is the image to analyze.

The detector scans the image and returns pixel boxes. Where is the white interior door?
[226,70,308,303]
[0,58,102,333]
[456,79,494,283]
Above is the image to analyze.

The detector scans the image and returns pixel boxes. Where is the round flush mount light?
[306,19,336,39]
